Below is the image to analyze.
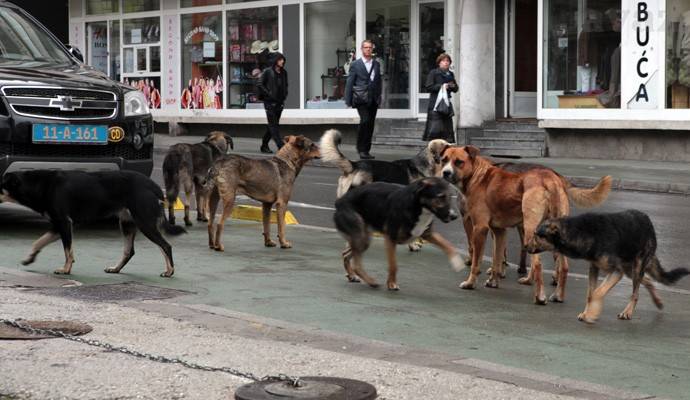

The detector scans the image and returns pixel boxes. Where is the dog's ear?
[415,178,433,195]
[293,135,307,149]
[283,135,292,145]
[223,133,234,150]
[537,220,560,238]
[428,140,450,163]
[464,145,480,160]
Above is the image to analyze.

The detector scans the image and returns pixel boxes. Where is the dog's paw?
[517,266,527,275]
[534,295,547,306]
[449,254,466,272]
[551,275,558,287]
[459,280,475,290]
[160,271,174,278]
[578,312,596,324]
[264,240,277,248]
[548,292,564,303]
[346,275,361,283]
[279,241,292,249]
[387,282,400,291]
[104,267,120,274]
[484,279,499,289]
[20,257,36,266]
[617,310,633,320]
[368,282,380,289]
[517,276,532,286]
[408,242,422,252]
[213,244,225,252]
[53,269,70,275]
[184,220,193,227]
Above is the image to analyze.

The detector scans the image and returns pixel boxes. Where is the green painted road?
[1,207,689,399]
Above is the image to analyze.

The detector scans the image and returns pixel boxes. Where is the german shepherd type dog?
[526,210,690,323]
[207,135,320,251]
[320,128,450,251]
[163,131,234,226]
[333,177,464,290]
[442,146,612,304]
[0,170,185,277]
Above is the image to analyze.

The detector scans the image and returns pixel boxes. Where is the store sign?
[163,14,180,110]
[622,0,662,109]
[183,26,219,44]
[88,26,108,74]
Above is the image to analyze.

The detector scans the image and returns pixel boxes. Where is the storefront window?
[86,22,108,74]
[305,0,356,109]
[367,0,410,109]
[86,0,118,15]
[123,18,160,45]
[109,20,120,81]
[543,0,621,109]
[226,7,278,109]
[666,0,690,108]
[123,0,160,13]
[181,12,223,110]
[181,0,221,6]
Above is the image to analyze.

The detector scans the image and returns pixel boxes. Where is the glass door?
[86,21,109,74]
[417,1,445,116]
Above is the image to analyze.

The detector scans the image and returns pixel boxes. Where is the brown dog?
[163,131,234,226]
[206,135,320,251]
[442,146,612,304]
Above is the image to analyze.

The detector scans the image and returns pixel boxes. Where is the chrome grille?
[1,86,118,121]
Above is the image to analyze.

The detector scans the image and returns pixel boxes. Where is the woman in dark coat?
[423,53,458,142]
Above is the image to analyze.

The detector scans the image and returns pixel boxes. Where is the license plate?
[32,124,108,145]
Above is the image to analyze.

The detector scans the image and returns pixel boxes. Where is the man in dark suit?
[258,52,288,153]
[344,40,382,160]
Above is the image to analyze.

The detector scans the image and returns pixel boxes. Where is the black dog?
[334,177,464,290]
[526,210,689,323]
[0,170,185,277]
[163,131,234,226]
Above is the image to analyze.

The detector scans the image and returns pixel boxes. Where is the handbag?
[425,111,448,140]
[433,84,454,117]
[352,85,370,106]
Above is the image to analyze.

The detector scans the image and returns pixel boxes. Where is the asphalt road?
[1,154,690,399]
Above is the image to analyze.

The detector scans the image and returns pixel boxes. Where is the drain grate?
[29,282,192,302]
[0,320,92,340]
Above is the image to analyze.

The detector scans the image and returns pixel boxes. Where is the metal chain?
[1,318,302,387]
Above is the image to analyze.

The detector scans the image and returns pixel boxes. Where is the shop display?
[226,7,278,109]
[123,77,162,109]
[181,12,223,109]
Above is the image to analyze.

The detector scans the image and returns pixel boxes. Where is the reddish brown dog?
[441,145,612,304]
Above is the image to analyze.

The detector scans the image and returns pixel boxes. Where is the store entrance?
[509,0,537,117]
[416,0,445,117]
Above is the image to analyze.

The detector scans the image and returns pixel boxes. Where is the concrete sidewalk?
[154,133,690,195]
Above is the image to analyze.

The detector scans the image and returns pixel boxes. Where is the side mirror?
[65,44,84,63]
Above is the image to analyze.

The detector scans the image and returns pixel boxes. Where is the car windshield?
[0,6,73,66]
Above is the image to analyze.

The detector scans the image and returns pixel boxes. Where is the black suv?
[0,1,153,177]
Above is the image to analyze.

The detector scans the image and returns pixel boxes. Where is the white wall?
[457,0,495,127]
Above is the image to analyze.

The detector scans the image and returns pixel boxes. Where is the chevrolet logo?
[49,95,82,111]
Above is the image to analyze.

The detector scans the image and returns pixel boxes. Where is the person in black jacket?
[257,52,288,153]
[344,40,383,160]
[423,53,458,142]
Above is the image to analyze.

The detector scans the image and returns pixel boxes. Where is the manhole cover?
[0,320,92,340]
[235,377,377,400]
[30,282,192,302]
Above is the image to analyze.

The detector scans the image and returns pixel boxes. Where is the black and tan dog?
[207,135,320,251]
[0,170,185,277]
[320,128,449,251]
[526,210,689,323]
[163,131,234,226]
[333,177,464,290]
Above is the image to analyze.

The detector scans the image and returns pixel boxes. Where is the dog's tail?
[159,203,187,236]
[162,146,193,204]
[565,175,613,208]
[319,129,353,174]
[646,256,690,286]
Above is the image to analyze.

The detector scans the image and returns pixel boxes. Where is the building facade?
[66,0,690,160]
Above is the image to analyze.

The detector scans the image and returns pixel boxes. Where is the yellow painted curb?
[231,205,299,225]
[163,198,186,211]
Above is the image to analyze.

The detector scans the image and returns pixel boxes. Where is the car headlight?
[124,90,150,116]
